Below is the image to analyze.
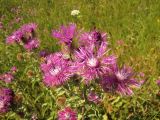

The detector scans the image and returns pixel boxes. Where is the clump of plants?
[0,23,144,119]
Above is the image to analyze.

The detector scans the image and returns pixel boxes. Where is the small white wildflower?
[71,10,80,16]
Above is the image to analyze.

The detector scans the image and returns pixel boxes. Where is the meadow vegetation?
[0,0,160,119]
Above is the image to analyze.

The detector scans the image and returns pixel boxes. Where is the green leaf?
[103,114,108,120]
[78,114,82,120]
[111,97,120,105]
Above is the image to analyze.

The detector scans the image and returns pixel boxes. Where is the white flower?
[71,10,80,16]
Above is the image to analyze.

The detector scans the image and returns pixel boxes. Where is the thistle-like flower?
[24,39,39,51]
[0,66,18,83]
[6,29,23,44]
[58,107,77,120]
[79,30,107,50]
[41,52,73,87]
[52,24,76,47]
[101,66,140,95]
[0,88,14,113]
[73,42,116,83]
[21,23,37,33]
[0,73,14,83]
[6,23,39,51]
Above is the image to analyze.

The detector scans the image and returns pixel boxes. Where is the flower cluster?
[4,23,142,118]
[6,23,39,51]
[41,23,140,96]
[0,88,14,113]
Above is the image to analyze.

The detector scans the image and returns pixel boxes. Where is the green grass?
[0,0,160,119]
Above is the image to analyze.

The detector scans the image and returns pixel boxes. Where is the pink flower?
[10,66,17,73]
[101,66,140,95]
[6,23,39,51]
[73,42,116,83]
[0,73,14,83]
[52,23,76,46]
[0,88,14,113]
[41,52,73,87]
[6,30,23,44]
[21,23,37,33]
[24,39,39,51]
[58,107,77,120]
[0,66,17,83]
[79,30,107,50]
[88,91,100,104]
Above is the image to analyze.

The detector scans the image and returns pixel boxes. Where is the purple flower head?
[52,23,76,46]
[21,23,37,33]
[0,73,14,83]
[6,23,37,46]
[24,39,39,51]
[156,80,160,86]
[20,23,37,41]
[58,107,77,120]
[73,42,116,83]
[41,52,73,87]
[88,91,100,104]
[101,66,140,95]
[6,29,23,44]
[10,66,17,73]
[0,88,14,113]
[79,30,107,49]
